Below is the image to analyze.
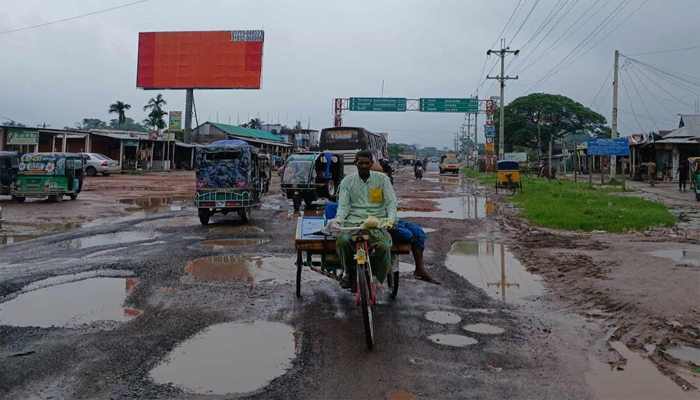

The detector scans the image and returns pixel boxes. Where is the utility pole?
[487,244,520,302]
[486,39,519,159]
[611,50,619,177]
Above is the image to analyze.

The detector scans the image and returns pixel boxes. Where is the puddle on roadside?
[59,232,159,249]
[586,341,698,400]
[425,311,461,324]
[440,177,460,185]
[199,238,268,250]
[446,241,544,304]
[186,255,323,284]
[209,225,265,235]
[0,234,43,245]
[428,334,478,347]
[649,250,700,266]
[22,270,134,292]
[389,390,420,400]
[0,277,140,327]
[136,217,200,228]
[666,345,700,364]
[463,323,505,335]
[150,321,297,395]
[119,197,191,214]
[398,196,497,219]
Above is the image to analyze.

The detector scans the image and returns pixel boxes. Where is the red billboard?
[137,30,264,89]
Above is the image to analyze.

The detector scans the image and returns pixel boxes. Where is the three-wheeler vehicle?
[495,160,523,196]
[12,153,86,202]
[0,151,20,197]
[690,157,700,202]
[194,140,270,225]
[281,152,344,211]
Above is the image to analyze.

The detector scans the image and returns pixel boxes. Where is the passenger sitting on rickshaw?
[391,219,440,285]
[331,151,397,289]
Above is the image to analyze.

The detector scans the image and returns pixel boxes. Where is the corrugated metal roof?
[208,122,283,142]
[664,115,700,139]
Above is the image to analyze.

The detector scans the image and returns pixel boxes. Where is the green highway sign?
[349,97,406,112]
[419,98,478,113]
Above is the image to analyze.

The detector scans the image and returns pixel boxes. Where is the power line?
[491,0,524,49]
[619,72,645,132]
[508,0,541,46]
[0,0,153,35]
[629,63,696,110]
[624,56,700,87]
[502,0,528,44]
[627,64,677,118]
[624,68,659,130]
[589,65,614,108]
[518,0,568,49]
[627,45,700,56]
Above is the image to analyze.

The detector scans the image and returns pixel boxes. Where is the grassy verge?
[463,169,675,233]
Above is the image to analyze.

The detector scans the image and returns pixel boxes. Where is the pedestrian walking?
[647,160,656,186]
[676,160,689,192]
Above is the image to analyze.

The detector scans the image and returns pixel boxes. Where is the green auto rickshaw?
[0,151,20,196]
[12,153,86,203]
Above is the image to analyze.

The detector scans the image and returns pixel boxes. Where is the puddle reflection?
[119,197,191,214]
[150,321,297,395]
[186,255,322,284]
[398,197,497,220]
[649,250,700,266]
[446,241,543,303]
[425,311,461,324]
[59,232,159,249]
[0,234,43,246]
[0,277,141,327]
[428,334,478,347]
[199,238,268,250]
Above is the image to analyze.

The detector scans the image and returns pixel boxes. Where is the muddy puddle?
[0,277,140,327]
[0,234,43,245]
[209,225,265,235]
[136,217,200,228]
[199,238,268,250]
[59,231,159,249]
[463,323,505,335]
[446,241,544,303]
[649,249,700,266]
[425,311,461,324]
[586,341,698,400]
[119,196,192,214]
[150,321,297,395]
[428,334,478,347]
[389,390,420,400]
[186,255,321,284]
[666,345,700,364]
[398,196,497,220]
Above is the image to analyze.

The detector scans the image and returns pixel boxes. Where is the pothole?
[666,345,700,364]
[149,321,297,395]
[209,225,265,235]
[199,238,268,250]
[425,311,461,324]
[649,249,700,266]
[0,277,141,327]
[0,234,43,246]
[185,255,323,284]
[398,196,498,219]
[59,232,159,249]
[463,323,505,335]
[446,241,543,304]
[428,334,478,347]
[136,217,200,228]
[119,196,191,214]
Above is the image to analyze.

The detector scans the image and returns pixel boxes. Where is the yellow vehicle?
[496,160,522,195]
[440,155,460,174]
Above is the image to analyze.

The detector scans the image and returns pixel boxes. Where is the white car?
[82,153,120,176]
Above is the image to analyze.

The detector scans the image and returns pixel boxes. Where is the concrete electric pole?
[610,50,620,178]
[486,39,519,159]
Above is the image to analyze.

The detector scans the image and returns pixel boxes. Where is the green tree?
[108,100,131,130]
[109,117,148,132]
[75,118,107,130]
[143,94,167,113]
[143,108,167,131]
[387,143,406,160]
[4,120,26,127]
[246,118,264,130]
[495,93,607,154]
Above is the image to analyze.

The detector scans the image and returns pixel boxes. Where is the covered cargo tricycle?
[0,151,20,197]
[281,152,343,211]
[495,160,522,195]
[194,140,270,225]
[12,153,85,203]
[690,157,700,202]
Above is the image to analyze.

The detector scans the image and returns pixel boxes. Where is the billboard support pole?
[185,89,194,137]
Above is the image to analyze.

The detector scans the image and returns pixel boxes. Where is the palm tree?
[108,101,131,130]
[248,118,264,130]
[143,94,167,112]
[143,108,167,131]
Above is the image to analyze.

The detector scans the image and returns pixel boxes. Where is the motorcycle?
[414,166,423,180]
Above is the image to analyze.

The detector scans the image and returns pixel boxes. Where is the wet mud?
[198,238,269,250]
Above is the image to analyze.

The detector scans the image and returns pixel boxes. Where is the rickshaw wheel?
[387,271,399,298]
[304,196,314,207]
[508,183,517,196]
[49,195,63,203]
[292,195,302,211]
[69,193,78,200]
[198,209,210,225]
[326,180,336,197]
[358,264,375,351]
[12,196,25,203]
[238,207,251,222]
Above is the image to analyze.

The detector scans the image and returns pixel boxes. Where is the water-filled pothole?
[199,238,268,250]
[649,250,700,266]
[0,234,43,245]
[150,321,297,395]
[398,197,497,219]
[136,217,200,228]
[119,197,191,214]
[446,241,543,303]
[666,345,700,364]
[186,255,323,284]
[0,277,140,327]
[209,225,265,235]
[425,311,461,324]
[463,323,505,335]
[59,232,159,249]
[428,334,478,347]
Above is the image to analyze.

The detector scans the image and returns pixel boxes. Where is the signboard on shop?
[168,111,182,130]
[587,138,629,156]
[7,129,39,145]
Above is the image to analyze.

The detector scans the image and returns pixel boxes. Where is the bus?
[319,127,387,175]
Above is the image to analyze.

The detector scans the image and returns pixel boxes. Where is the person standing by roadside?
[676,160,689,192]
[647,160,657,186]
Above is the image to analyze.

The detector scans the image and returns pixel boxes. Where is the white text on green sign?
[349,98,406,112]
[419,98,478,113]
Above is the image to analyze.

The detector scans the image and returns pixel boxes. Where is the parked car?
[82,153,120,176]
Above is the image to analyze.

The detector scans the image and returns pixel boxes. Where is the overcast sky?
[1,0,699,149]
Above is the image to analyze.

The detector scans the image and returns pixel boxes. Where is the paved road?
[0,169,593,400]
